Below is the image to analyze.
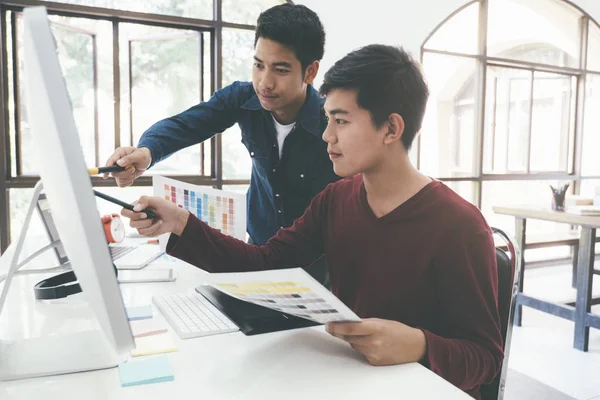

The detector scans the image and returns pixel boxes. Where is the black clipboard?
[195,285,320,336]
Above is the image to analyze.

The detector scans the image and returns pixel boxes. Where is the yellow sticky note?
[131,333,178,357]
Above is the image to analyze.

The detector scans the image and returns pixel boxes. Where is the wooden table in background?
[493,206,600,351]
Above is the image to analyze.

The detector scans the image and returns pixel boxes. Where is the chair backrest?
[480,227,522,400]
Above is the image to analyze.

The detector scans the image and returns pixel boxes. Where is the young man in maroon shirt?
[123,44,503,399]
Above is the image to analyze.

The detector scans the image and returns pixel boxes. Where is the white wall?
[297,0,600,84]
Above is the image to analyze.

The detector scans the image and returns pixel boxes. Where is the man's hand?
[121,196,190,237]
[326,318,427,366]
[103,147,152,187]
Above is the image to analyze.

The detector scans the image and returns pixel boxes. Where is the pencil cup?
[550,183,569,212]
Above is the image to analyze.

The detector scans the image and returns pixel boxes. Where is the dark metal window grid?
[0,0,291,252]
[419,0,600,209]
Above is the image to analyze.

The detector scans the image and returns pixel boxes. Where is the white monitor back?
[23,7,133,354]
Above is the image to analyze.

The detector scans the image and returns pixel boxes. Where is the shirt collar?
[241,85,322,138]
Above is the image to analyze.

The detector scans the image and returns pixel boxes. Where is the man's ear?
[383,113,405,145]
[303,60,320,85]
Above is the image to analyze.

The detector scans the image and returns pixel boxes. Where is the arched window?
[420,0,600,239]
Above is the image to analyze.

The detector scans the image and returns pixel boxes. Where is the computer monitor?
[0,6,134,380]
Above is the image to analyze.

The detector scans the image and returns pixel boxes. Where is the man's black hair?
[255,4,325,72]
[319,44,429,150]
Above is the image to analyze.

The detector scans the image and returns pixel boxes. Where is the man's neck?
[271,87,308,125]
[363,153,432,218]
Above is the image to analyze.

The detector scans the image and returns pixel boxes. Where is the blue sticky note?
[118,355,174,387]
[126,305,153,321]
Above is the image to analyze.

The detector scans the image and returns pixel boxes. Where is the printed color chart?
[207,268,360,325]
[152,176,246,241]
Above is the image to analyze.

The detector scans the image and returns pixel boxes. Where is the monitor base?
[0,329,123,381]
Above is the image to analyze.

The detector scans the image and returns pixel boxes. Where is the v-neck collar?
[358,175,440,223]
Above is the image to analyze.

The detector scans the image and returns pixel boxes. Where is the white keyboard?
[113,244,163,270]
[153,292,239,339]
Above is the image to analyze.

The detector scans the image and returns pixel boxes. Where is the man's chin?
[332,165,354,178]
[258,98,278,111]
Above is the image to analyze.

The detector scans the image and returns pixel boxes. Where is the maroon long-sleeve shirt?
[167,175,503,398]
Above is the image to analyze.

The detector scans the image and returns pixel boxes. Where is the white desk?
[0,253,470,400]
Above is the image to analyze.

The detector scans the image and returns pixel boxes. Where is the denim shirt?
[138,81,340,245]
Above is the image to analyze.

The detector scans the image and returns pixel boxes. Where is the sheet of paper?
[126,305,153,321]
[205,268,360,324]
[131,333,178,357]
[118,355,174,387]
[130,319,169,338]
[153,176,247,245]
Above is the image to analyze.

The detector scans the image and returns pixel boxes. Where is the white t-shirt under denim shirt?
[272,115,296,159]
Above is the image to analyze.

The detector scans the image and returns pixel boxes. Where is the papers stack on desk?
[205,268,360,325]
[565,195,594,207]
[566,205,600,215]
[125,304,178,356]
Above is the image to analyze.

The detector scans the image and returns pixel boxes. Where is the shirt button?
[280,226,284,229]
[275,194,280,197]
[300,174,304,178]
[273,144,276,148]
[278,210,282,213]
[250,151,255,156]
[273,168,276,172]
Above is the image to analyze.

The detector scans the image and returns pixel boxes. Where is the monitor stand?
[0,181,122,381]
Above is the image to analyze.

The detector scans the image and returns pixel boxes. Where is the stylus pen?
[93,190,156,219]
[88,165,133,175]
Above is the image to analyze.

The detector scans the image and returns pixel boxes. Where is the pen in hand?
[93,190,156,219]
[88,165,134,175]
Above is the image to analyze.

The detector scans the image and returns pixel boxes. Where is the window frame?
[0,0,290,252]
[419,0,600,209]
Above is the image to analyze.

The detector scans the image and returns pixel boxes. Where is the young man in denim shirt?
[104,4,338,285]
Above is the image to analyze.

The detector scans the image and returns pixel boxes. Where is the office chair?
[480,227,522,400]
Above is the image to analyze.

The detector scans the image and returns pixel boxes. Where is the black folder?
[195,285,320,336]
